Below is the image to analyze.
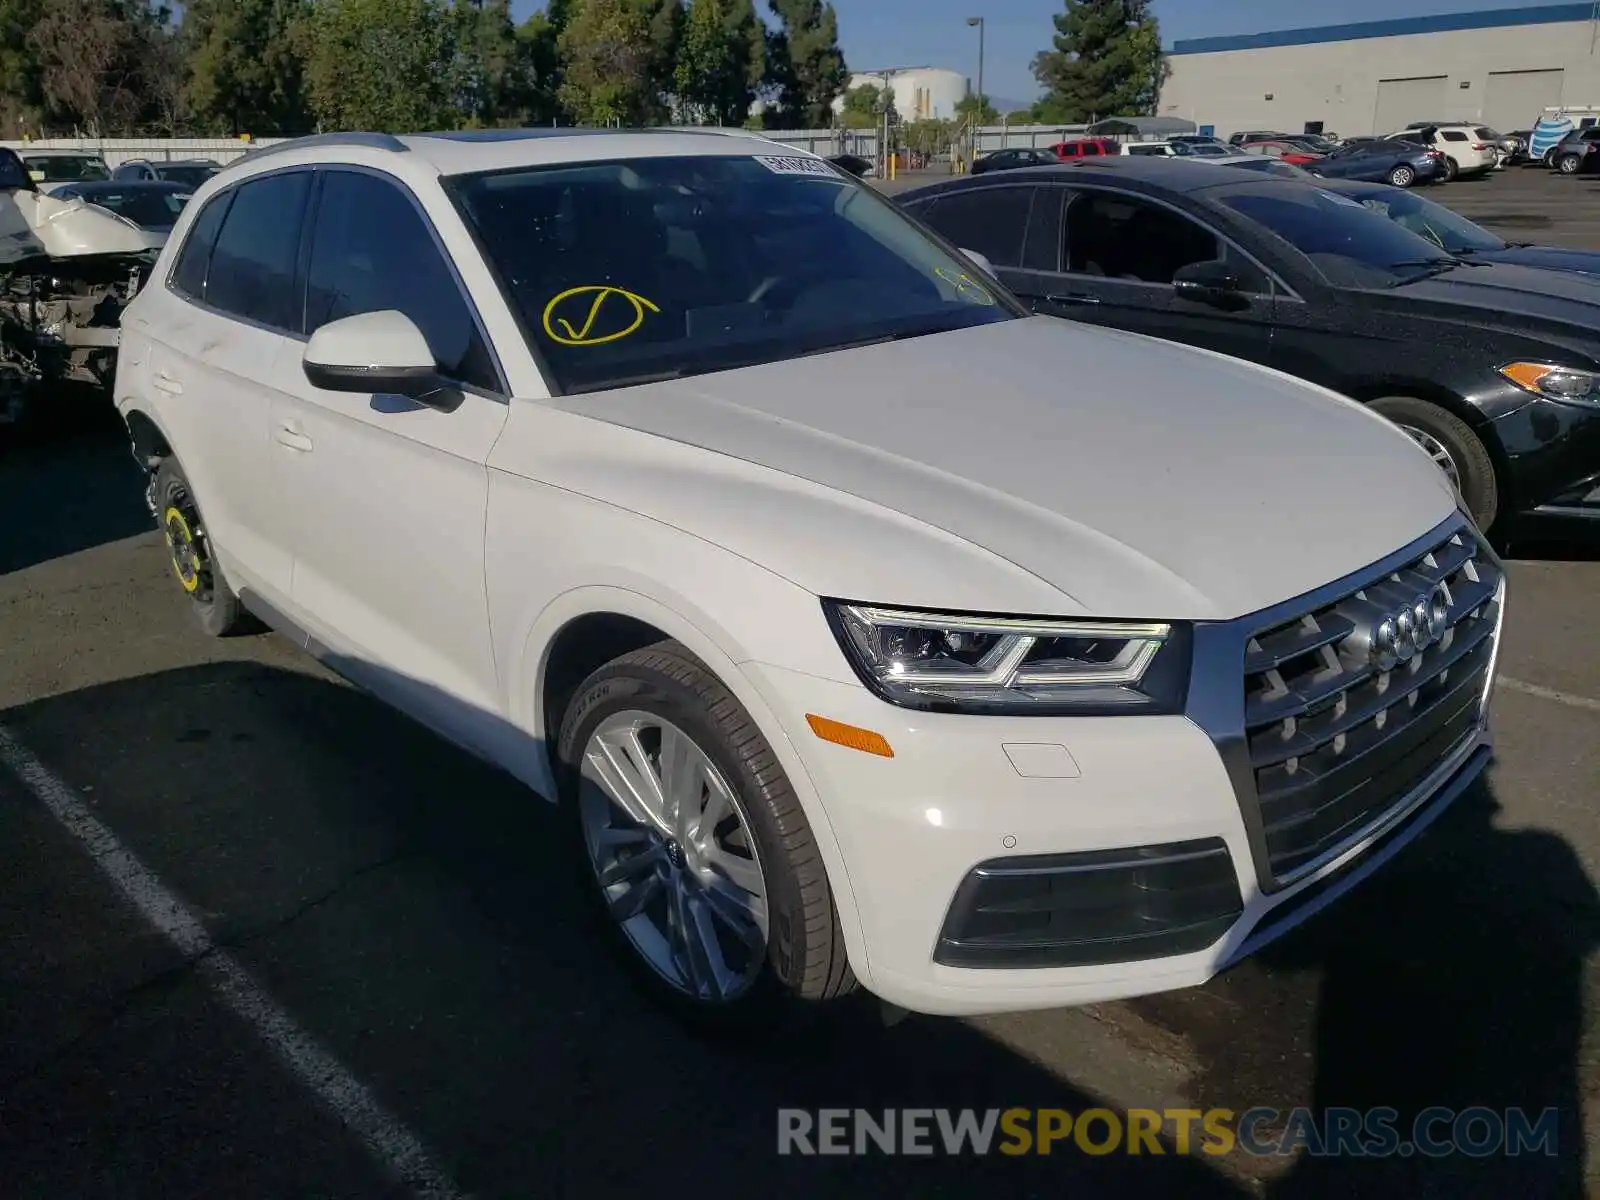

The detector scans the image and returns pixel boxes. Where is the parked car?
[118,129,1505,1030]
[1206,154,1318,180]
[1239,139,1324,167]
[1228,130,1289,146]
[16,150,111,194]
[1303,139,1446,187]
[50,180,193,248]
[900,157,1600,533]
[1123,140,1231,158]
[826,153,872,177]
[970,146,1057,174]
[1169,135,1231,152]
[1548,128,1600,175]
[1050,137,1119,159]
[1324,177,1600,278]
[112,158,223,188]
[1383,125,1495,180]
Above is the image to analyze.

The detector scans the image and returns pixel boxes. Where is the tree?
[557,0,655,125]
[182,0,311,136]
[1030,0,1163,124]
[766,0,845,128]
[954,92,997,125]
[450,0,535,127]
[632,0,682,121]
[838,82,885,130]
[301,0,459,131]
[516,1,569,124]
[674,0,762,126]
[28,0,171,136]
[0,0,48,135]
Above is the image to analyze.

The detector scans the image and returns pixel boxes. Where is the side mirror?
[303,310,453,407]
[960,247,998,279]
[1172,260,1249,309]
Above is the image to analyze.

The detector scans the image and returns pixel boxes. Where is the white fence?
[0,127,882,167]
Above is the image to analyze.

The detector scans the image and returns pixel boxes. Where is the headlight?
[1499,361,1600,405]
[823,602,1191,715]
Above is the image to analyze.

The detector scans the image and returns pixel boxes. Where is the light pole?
[967,17,985,166]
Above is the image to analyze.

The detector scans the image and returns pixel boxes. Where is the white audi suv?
[114,128,1505,1029]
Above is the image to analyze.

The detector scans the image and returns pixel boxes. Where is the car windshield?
[1225,157,1313,179]
[448,153,1023,395]
[1217,183,1462,287]
[1345,189,1506,254]
[23,154,109,183]
[157,164,219,187]
[77,187,190,230]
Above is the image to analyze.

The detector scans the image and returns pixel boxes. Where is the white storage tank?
[834,67,971,122]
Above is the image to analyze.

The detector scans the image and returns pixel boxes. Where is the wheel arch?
[1347,383,1515,514]
[514,584,876,987]
[123,407,174,470]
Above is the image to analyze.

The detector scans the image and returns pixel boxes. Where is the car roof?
[899,155,1293,199]
[63,178,192,192]
[19,148,103,157]
[215,127,797,190]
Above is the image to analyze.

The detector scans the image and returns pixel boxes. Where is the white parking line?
[1497,676,1600,715]
[0,724,464,1200]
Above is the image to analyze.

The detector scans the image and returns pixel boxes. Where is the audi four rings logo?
[1371,584,1452,665]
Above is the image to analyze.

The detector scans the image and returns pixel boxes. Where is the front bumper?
[1489,394,1600,519]
[742,661,1491,1017]
[740,517,1503,1017]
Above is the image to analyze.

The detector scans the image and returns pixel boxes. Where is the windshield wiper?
[1386,257,1467,285]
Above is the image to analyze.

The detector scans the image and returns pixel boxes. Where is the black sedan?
[899,158,1600,534]
[1316,178,1600,277]
[971,146,1059,175]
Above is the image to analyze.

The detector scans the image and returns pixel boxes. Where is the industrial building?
[1159,3,1600,139]
[832,67,970,122]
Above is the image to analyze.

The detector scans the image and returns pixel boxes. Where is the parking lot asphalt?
[2,166,1599,1199]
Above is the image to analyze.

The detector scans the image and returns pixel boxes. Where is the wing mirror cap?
[302,310,450,403]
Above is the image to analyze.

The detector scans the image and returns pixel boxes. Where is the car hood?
[1379,260,1600,342]
[1471,244,1600,276]
[547,317,1457,621]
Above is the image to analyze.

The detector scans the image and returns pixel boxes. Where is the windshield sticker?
[933,265,996,305]
[752,155,839,178]
[542,285,661,346]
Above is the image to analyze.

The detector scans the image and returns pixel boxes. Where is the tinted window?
[920,186,1033,268]
[1218,184,1455,287]
[1064,191,1230,285]
[306,170,499,392]
[1441,130,1468,142]
[1020,187,1062,271]
[206,172,310,328]
[80,187,190,230]
[451,154,1022,395]
[1350,189,1504,253]
[23,154,109,182]
[158,164,220,188]
[171,190,235,300]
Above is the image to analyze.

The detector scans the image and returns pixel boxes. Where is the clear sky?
[509,0,1540,109]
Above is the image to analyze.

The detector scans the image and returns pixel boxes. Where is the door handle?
[152,371,183,395]
[274,421,314,452]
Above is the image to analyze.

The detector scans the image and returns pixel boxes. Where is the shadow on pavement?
[0,660,1251,1198]
[0,392,147,576]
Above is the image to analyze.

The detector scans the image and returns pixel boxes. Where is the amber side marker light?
[806,714,895,758]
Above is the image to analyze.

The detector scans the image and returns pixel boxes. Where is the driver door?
[1026,187,1279,366]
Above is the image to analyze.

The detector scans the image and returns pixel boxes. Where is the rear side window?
[205,171,311,330]
[171,190,235,300]
[918,186,1034,269]
[1441,130,1468,142]
[305,170,499,392]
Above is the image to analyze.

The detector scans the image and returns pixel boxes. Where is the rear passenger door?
[133,168,313,602]
[273,167,509,741]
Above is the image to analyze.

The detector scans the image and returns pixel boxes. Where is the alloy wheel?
[1390,165,1415,187]
[578,710,769,1003]
[1399,424,1462,493]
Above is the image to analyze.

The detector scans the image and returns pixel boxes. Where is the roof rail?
[230,131,408,168]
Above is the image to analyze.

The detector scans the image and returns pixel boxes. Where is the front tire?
[153,458,248,637]
[1441,156,1459,181]
[1369,396,1500,531]
[556,640,857,1032]
[1387,164,1416,187]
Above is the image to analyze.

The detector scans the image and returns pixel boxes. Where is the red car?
[1241,138,1326,167]
[1050,137,1120,160]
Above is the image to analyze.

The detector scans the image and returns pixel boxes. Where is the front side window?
[158,164,220,188]
[1064,191,1257,287]
[448,154,1022,395]
[205,170,311,329]
[1218,183,1458,287]
[306,170,498,392]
